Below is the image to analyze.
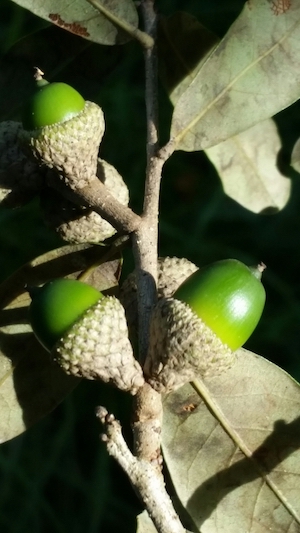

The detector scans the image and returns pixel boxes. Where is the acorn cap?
[20,101,105,190]
[0,121,23,168]
[0,121,44,206]
[119,256,198,342]
[158,256,198,298]
[145,297,236,393]
[40,158,129,244]
[97,158,129,206]
[53,296,144,395]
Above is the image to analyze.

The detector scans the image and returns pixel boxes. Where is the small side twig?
[97,407,187,533]
[48,173,141,235]
[72,177,141,234]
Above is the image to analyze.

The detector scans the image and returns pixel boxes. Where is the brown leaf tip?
[49,14,90,37]
[270,0,291,15]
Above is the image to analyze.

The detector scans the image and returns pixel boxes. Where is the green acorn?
[28,278,144,394]
[54,296,144,394]
[145,259,266,393]
[174,259,266,351]
[20,69,105,192]
[29,279,103,352]
[22,69,85,130]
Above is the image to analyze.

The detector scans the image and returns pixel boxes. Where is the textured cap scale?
[145,297,235,393]
[20,101,105,191]
[157,256,198,298]
[120,256,198,341]
[40,158,129,244]
[0,121,44,206]
[54,296,144,395]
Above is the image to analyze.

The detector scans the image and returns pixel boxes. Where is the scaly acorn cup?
[119,256,198,343]
[20,71,105,191]
[145,259,266,393]
[29,279,104,352]
[145,298,235,393]
[0,121,44,207]
[157,256,198,298]
[29,278,144,395]
[40,159,129,244]
[53,296,145,395]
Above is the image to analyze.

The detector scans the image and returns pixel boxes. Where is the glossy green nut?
[22,82,85,130]
[174,259,266,351]
[29,279,103,352]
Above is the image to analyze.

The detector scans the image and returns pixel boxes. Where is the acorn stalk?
[40,158,129,244]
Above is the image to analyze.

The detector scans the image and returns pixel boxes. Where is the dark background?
[0,1,300,531]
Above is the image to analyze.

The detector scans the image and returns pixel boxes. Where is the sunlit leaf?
[171,0,300,152]
[162,349,300,532]
[0,243,121,443]
[206,119,291,213]
[159,11,291,214]
[11,0,138,45]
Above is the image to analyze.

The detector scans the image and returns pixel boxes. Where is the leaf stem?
[86,0,154,48]
[192,378,253,456]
